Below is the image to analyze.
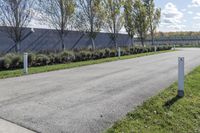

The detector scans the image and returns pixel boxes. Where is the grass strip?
[106,66,200,133]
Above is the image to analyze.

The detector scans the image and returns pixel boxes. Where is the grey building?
[0,27,132,54]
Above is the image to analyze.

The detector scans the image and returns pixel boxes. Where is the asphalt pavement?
[0,48,200,133]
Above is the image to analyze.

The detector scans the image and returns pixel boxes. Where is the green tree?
[75,0,104,50]
[103,0,124,49]
[144,0,161,46]
[134,0,150,46]
[39,0,75,51]
[124,0,136,47]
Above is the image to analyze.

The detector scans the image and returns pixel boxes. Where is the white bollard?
[23,53,28,74]
[178,57,184,97]
[118,47,121,59]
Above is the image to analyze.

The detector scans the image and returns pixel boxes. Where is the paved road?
[0,48,200,133]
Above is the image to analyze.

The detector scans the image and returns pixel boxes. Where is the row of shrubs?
[0,45,172,70]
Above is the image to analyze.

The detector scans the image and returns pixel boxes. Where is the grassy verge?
[176,45,200,48]
[0,50,172,79]
[106,66,200,133]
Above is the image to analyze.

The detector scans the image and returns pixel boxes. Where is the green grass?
[0,50,172,79]
[106,66,200,133]
[176,45,200,48]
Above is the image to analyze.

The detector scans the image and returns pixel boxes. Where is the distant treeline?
[153,32,200,38]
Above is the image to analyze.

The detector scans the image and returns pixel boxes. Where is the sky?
[155,0,200,32]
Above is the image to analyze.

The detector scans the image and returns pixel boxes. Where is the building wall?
[0,28,132,53]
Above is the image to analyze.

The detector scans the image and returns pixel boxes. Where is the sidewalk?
[0,119,35,133]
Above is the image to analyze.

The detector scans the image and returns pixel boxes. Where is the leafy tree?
[103,0,124,49]
[75,0,104,50]
[124,0,136,47]
[0,0,35,53]
[144,0,161,46]
[134,0,150,46]
[39,0,75,51]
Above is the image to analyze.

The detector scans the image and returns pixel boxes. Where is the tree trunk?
[61,33,65,51]
[141,38,144,47]
[113,21,117,49]
[91,38,95,51]
[131,37,134,47]
[15,41,20,53]
[151,31,154,46]
[90,21,95,51]
[114,37,117,49]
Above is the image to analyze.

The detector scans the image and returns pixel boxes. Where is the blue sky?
[155,0,200,32]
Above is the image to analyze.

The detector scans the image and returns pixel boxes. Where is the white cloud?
[193,13,200,20]
[181,9,187,12]
[187,11,193,15]
[188,0,200,7]
[192,23,200,29]
[160,2,185,31]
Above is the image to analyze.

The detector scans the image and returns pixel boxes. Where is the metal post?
[118,47,121,59]
[23,53,28,74]
[178,57,184,97]
[173,44,176,50]
[154,45,157,52]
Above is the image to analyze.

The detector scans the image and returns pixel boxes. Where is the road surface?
[0,48,200,133]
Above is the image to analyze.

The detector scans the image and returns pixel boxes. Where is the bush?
[135,46,144,53]
[146,46,154,52]
[59,51,75,63]
[120,48,128,56]
[93,50,106,59]
[130,47,137,54]
[0,45,172,70]
[35,54,50,66]
[0,58,4,70]
[110,49,117,57]
[143,47,149,53]
[10,54,22,68]
[123,47,130,55]
[28,53,36,66]
[48,53,57,64]
[2,55,12,69]
[75,51,92,61]
[105,48,111,57]
[0,53,22,69]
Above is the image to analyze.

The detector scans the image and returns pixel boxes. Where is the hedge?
[0,46,172,70]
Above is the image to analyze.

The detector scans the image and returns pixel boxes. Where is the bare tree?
[39,0,75,51]
[75,0,104,50]
[103,0,124,49]
[0,0,35,53]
